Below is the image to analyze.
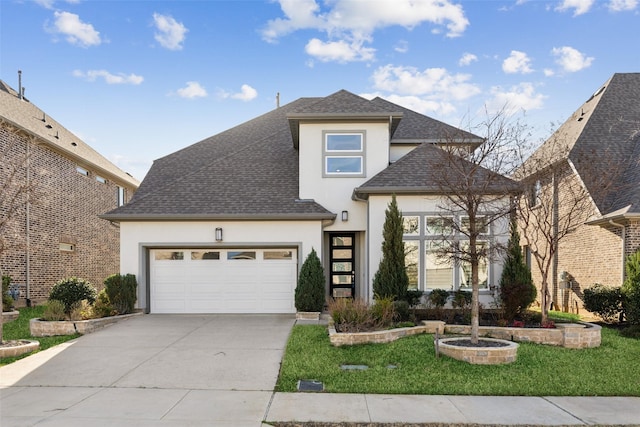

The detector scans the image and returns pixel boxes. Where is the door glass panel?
[332,249,352,259]
[155,251,184,260]
[227,251,256,260]
[332,274,353,285]
[332,236,352,246]
[332,262,352,272]
[191,251,220,260]
[333,288,353,298]
[264,250,293,260]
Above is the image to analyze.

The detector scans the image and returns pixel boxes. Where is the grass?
[1,305,79,367]
[276,324,640,396]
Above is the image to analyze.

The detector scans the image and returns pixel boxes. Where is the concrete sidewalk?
[265,393,640,425]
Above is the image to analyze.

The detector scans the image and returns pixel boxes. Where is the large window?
[402,213,494,292]
[324,132,364,176]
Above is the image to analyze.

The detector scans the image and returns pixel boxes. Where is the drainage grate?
[297,380,324,392]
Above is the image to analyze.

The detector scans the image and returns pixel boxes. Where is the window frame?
[117,186,125,207]
[322,131,366,177]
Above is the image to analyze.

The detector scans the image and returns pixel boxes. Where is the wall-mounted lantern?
[341,210,348,222]
[215,227,223,241]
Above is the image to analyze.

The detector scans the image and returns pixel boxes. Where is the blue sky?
[1,0,638,180]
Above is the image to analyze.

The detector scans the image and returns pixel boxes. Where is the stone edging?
[0,340,40,358]
[30,311,143,337]
[1,310,20,323]
[328,320,600,349]
[437,337,518,364]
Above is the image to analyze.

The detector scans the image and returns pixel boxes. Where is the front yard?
[1,306,79,366]
[276,324,640,396]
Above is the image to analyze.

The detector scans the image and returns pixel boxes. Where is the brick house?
[0,80,139,305]
[517,73,640,314]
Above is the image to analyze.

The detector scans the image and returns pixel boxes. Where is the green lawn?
[276,324,640,396]
[1,306,79,367]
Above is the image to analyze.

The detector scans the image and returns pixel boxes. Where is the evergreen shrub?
[499,223,536,321]
[104,274,138,314]
[583,284,624,323]
[295,248,326,312]
[49,277,97,314]
[622,249,640,325]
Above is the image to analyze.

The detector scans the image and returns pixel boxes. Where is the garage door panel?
[150,248,297,314]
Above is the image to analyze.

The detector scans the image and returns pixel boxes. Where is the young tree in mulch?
[499,221,536,322]
[295,248,326,312]
[372,195,409,302]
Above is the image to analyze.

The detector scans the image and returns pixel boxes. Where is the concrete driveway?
[0,314,295,427]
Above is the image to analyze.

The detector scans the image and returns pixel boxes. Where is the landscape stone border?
[437,337,518,364]
[0,340,40,358]
[1,310,20,323]
[328,320,601,349]
[30,311,143,337]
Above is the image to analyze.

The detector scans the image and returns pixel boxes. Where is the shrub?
[451,290,472,309]
[49,277,97,314]
[499,222,536,322]
[93,289,116,318]
[104,274,138,314]
[69,300,94,321]
[2,275,14,312]
[295,248,326,312]
[583,283,625,323]
[42,300,67,321]
[372,195,409,301]
[370,296,397,327]
[620,325,640,339]
[428,289,450,308]
[328,298,375,332]
[393,300,411,322]
[622,249,640,325]
[404,289,423,307]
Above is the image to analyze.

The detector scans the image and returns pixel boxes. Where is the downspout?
[609,219,626,282]
[551,170,559,311]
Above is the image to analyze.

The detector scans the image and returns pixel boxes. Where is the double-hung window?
[324,132,365,177]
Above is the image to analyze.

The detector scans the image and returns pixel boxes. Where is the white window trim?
[322,131,366,178]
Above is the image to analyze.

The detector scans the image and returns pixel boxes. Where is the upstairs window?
[323,132,365,177]
[117,186,125,206]
[76,166,89,176]
[530,180,541,207]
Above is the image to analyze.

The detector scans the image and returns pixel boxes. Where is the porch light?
[341,210,348,222]
[215,227,223,241]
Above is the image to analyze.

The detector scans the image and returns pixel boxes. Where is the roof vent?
[586,85,605,103]
[71,142,77,147]
[54,131,59,139]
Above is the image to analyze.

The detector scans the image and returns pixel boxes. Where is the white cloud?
[608,0,638,11]
[485,82,546,115]
[394,40,409,53]
[35,0,56,8]
[555,0,595,16]
[459,52,478,66]
[176,81,207,99]
[49,11,101,47]
[543,68,555,77]
[502,50,533,74]
[262,0,469,62]
[305,38,375,62]
[153,13,188,50]
[551,46,594,72]
[372,65,481,100]
[363,92,457,116]
[218,84,258,102]
[73,70,143,85]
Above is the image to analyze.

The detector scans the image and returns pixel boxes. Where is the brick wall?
[0,123,135,304]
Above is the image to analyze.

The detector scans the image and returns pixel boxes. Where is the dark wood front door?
[329,233,355,298]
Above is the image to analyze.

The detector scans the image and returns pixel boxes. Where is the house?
[102,90,516,314]
[0,79,139,304]
[517,73,640,314]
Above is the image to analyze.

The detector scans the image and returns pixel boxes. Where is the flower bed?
[0,340,40,358]
[328,320,600,349]
[437,337,518,364]
[30,311,142,337]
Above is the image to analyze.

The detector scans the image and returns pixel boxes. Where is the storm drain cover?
[340,364,369,371]
[297,380,324,392]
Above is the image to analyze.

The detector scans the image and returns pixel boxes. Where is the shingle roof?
[103,89,496,221]
[519,73,640,217]
[370,97,483,144]
[354,142,519,198]
[0,80,139,188]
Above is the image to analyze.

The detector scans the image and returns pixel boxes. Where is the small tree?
[372,195,409,301]
[499,221,536,322]
[622,249,640,325]
[104,274,138,314]
[49,277,97,315]
[295,248,326,312]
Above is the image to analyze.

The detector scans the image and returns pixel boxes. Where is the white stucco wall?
[367,194,510,305]
[120,220,323,311]
[298,121,390,232]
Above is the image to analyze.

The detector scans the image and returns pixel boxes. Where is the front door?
[329,233,355,298]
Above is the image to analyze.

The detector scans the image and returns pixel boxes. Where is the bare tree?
[0,133,38,343]
[429,108,527,343]
[515,123,635,324]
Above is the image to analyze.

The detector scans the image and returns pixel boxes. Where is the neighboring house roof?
[354,142,519,199]
[0,80,139,188]
[518,73,640,221]
[102,89,501,221]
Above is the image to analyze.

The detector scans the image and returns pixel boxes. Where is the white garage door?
[150,248,297,314]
